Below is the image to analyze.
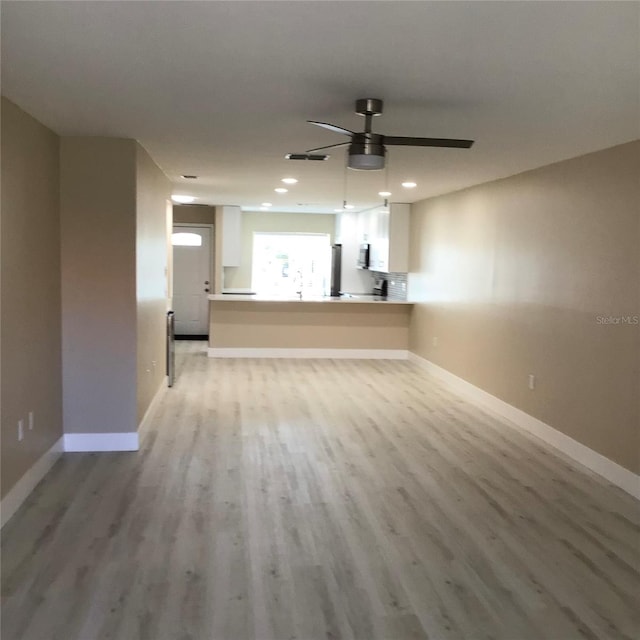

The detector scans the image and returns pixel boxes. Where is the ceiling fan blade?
[307,121,354,136]
[305,141,350,153]
[384,136,474,149]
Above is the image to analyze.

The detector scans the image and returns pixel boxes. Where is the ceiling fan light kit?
[349,153,385,171]
[305,98,474,171]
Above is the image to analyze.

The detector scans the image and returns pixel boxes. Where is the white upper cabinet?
[356,208,373,245]
[220,205,242,266]
[369,203,409,273]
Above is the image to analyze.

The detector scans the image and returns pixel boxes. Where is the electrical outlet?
[152,360,157,369]
[28,411,34,430]
[18,419,24,441]
[432,337,439,347]
[528,374,536,390]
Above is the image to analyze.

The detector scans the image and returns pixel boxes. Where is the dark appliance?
[373,278,388,297]
[166,311,175,387]
[330,244,342,297]
[357,243,370,269]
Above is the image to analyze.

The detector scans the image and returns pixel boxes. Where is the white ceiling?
[2,1,638,214]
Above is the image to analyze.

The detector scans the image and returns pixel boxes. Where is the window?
[252,233,331,297]
[171,232,202,247]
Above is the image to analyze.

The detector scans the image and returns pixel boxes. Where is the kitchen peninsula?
[207,294,413,358]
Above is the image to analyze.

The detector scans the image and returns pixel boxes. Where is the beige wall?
[210,301,411,349]
[223,212,336,290]
[60,138,138,434]
[136,145,171,423]
[1,98,63,498]
[409,141,640,473]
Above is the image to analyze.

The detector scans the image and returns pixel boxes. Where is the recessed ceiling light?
[261,202,273,207]
[275,188,288,193]
[401,181,417,188]
[281,178,298,185]
[171,195,195,204]
[378,191,392,197]
[181,175,198,180]
[344,204,355,210]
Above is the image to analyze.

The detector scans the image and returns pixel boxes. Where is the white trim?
[1,436,64,528]
[0,380,163,527]
[63,432,139,452]
[61,377,167,452]
[208,347,409,360]
[408,353,640,499]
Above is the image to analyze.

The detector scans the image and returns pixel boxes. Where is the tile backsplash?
[369,271,408,300]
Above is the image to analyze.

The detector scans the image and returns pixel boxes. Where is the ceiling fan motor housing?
[348,132,386,170]
[355,98,383,116]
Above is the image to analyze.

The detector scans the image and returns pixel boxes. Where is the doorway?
[172,225,213,338]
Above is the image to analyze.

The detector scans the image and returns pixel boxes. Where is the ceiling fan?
[304,98,474,170]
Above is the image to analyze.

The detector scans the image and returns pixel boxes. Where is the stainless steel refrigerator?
[166,311,175,387]
[330,244,342,297]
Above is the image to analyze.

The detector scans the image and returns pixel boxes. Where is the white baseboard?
[61,378,167,453]
[408,353,640,499]
[63,432,139,452]
[1,436,64,528]
[2,399,152,526]
[208,347,409,360]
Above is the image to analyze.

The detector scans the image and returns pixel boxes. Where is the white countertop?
[208,294,413,305]
[221,288,256,294]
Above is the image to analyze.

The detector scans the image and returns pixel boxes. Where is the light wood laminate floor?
[2,342,639,640]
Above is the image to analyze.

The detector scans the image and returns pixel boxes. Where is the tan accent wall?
[1,98,63,498]
[223,212,336,290]
[173,204,215,226]
[409,141,640,473]
[60,138,138,434]
[136,145,171,423]
[210,301,411,349]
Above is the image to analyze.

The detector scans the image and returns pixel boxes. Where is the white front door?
[172,225,212,335]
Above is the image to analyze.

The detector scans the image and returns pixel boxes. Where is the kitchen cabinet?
[368,203,409,273]
[220,205,242,267]
[356,208,373,244]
